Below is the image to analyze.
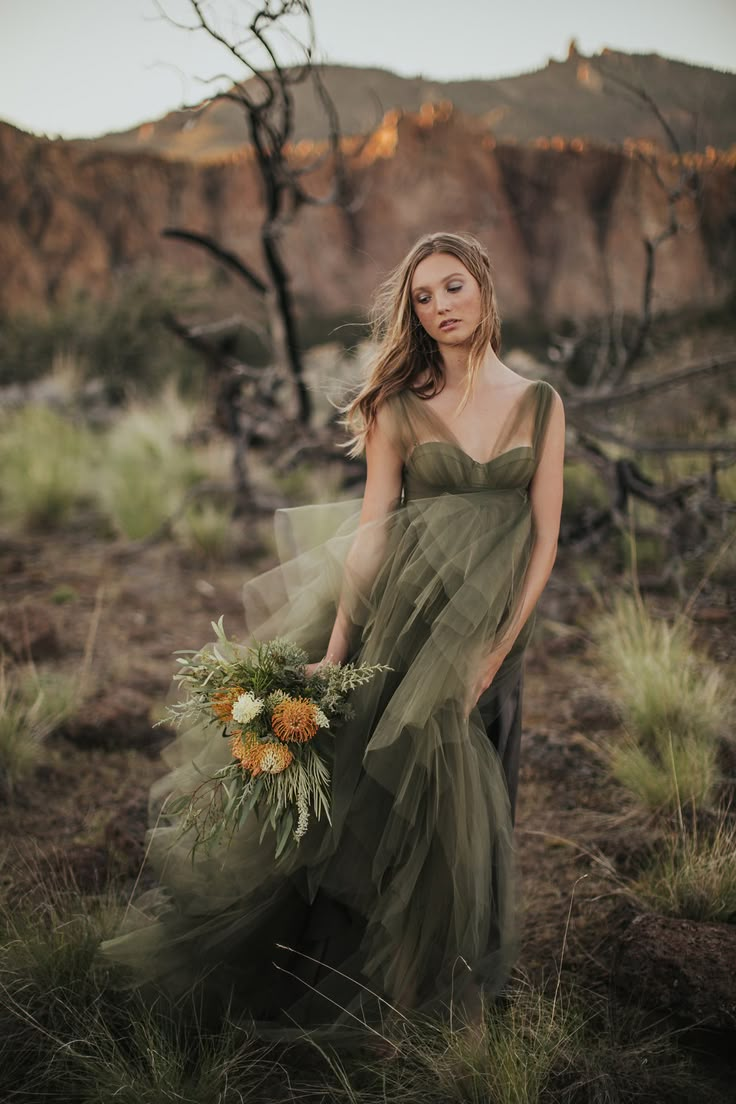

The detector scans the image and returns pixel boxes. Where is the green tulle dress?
[100,379,557,1039]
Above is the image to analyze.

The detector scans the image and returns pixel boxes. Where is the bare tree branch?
[571,420,736,455]
[156,0,367,425]
[565,352,736,411]
[162,229,268,294]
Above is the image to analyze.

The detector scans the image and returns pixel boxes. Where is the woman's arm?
[470,389,566,702]
[306,405,404,672]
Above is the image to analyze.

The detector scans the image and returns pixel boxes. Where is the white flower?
[231,691,265,725]
[314,707,330,729]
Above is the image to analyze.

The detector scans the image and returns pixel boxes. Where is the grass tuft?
[631,811,736,922]
[95,388,205,540]
[609,728,719,812]
[593,593,731,746]
[0,860,126,1099]
[314,978,696,1104]
[0,405,98,531]
[0,664,79,796]
[591,593,731,812]
[176,499,235,562]
[0,865,701,1104]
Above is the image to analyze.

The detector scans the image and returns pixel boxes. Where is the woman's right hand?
[304,657,340,678]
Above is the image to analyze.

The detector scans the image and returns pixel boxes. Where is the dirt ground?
[1,521,734,1098]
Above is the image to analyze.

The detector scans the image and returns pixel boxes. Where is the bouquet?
[159,617,390,861]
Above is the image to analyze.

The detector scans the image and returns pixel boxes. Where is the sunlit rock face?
[0,101,734,324]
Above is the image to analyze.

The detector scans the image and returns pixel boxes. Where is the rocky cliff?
[1,104,734,324]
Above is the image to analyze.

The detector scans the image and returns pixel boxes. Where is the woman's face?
[409,252,482,346]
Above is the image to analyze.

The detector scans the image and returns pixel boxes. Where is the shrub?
[561,460,608,522]
[95,388,205,540]
[0,405,98,531]
[0,270,204,398]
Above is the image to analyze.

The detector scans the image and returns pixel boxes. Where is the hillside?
[67,44,736,162]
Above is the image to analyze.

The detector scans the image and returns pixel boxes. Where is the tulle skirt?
[100,488,535,1038]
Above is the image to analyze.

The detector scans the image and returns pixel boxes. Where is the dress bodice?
[402,442,535,503]
[398,379,555,505]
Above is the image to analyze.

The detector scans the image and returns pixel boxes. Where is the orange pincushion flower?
[254,742,293,775]
[212,686,245,721]
[271,696,319,743]
[230,730,260,770]
[230,732,293,775]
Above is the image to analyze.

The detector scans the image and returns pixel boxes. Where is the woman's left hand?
[465,647,510,714]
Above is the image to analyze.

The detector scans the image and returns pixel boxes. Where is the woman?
[101,231,565,1040]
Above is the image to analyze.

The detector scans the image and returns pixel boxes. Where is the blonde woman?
[102,231,565,1041]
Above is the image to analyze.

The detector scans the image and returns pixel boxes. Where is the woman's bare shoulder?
[369,392,405,443]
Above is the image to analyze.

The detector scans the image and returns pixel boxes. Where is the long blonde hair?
[339,231,502,458]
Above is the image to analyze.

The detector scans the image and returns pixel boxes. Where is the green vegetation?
[0,858,695,1104]
[590,585,736,929]
[592,587,730,812]
[0,271,204,397]
[608,728,719,811]
[0,664,79,796]
[0,388,237,545]
[561,460,608,522]
[96,391,205,540]
[631,814,736,923]
[0,405,98,530]
[356,983,693,1104]
[592,593,731,784]
[176,499,235,562]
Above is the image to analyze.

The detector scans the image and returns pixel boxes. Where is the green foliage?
[420,987,583,1104]
[0,405,99,530]
[176,499,235,562]
[591,592,731,814]
[631,814,736,922]
[717,463,736,503]
[76,1006,276,1104]
[330,981,694,1104]
[166,621,388,731]
[0,389,238,543]
[0,856,698,1104]
[610,729,719,812]
[51,584,79,605]
[0,862,124,1099]
[0,664,78,796]
[95,391,205,540]
[267,459,345,506]
[561,460,608,522]
[269,462,315,502]
[592,593,732,748]
[0,270,204,398]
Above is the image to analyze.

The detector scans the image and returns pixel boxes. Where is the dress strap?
[532,380,556,457]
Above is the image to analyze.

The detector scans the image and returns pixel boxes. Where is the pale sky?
[1,0,734,139]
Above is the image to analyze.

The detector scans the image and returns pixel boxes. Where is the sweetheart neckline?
[401,379,544,468]
[405,442,534,469]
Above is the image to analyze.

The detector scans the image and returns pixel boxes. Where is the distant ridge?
[58,44,736,161]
